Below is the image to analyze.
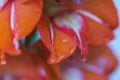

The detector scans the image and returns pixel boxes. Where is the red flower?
[37,0,118,64]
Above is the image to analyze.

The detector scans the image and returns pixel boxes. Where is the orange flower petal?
[62,0,118,29]
[49,26,76,63]
[82,13,114,44]
[37,15,76,64]
[0,1,20,55]
[82,68,108,80]
[52,10,89,58]
[0,0,43,55]
[13,0,43,40]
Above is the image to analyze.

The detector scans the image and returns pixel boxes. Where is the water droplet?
[58,53,64,61]
[69,47,76,54]
[0,52,7,65]
[61,39,68,44]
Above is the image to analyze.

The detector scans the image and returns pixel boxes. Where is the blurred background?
[109,0,120,80]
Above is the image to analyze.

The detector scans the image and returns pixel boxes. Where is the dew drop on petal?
[60,54,64,59]
[69,47,76,54]
[61,39,68,44]
[58,52,64,61]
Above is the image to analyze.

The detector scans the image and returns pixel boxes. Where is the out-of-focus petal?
[61,0,118,29]
[86,45,118,74]
[60,53,108,80]
[0,45,61,80]
[60,44,118,80]
[60,65,85,80]
[81,68,108,80]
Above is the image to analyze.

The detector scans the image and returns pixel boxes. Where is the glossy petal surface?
[38,14,76,64]
[0,0,43,55]
[52,10,88,58]
[0,1,20,55]
[38,9,89,64]
[14,0,43,39]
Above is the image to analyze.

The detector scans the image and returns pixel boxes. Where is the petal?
[0,1,20,55]
[81,68,108,80]
[32,40,61,79]
[62,0,118,29]
[37,14,54,55]
[60,47,114,80]
[0,0,8,11]
[60,65,85,80]
[60,63,108,80]
[86,45,118,74]
[60,45,118,75]
[0,0,43,55]
[60,53,108,80]
[52,10,88,58]
[78,10,114,44]
[0,45,61,80]
[0,50,7,65]
[32,40,51,61]
[13,0,43,40]
[37,14,76,64]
